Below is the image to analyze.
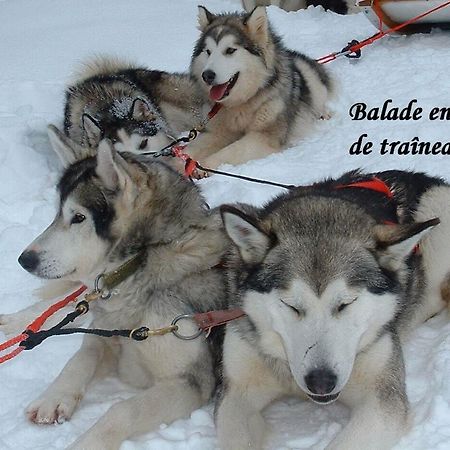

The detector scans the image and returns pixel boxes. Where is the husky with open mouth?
[65,57,204,155]
[216,169,450,450]
[14,128,229,450]
[188,6,333,169]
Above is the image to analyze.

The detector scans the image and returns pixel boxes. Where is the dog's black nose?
[304,368,337,395]
[18,250,39,273]
[202,70,216,85]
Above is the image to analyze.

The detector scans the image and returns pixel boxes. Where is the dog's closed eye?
[337,297,358,313]
[280,299,303,317]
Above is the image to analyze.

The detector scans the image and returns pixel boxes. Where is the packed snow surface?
[1,0,449,449]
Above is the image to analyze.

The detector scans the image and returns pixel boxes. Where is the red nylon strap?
[184,158,198,178]
[317,0,450,64]
[335,177,394,199]
[337,179,420,253]
[0,284,87,364]
[193,308,246,331]
[27,285,87,333]
[207,103,222,120]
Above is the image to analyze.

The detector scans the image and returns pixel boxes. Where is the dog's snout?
[18,250,39,273]
[202,70,216,85]
[304,368,337,395]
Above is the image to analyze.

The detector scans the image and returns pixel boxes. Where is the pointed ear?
[244,6,268,44]
[221,205,274,264]
[47,124,82,167]
[197,5,215,30]
[374,218,440,270]
[96,139,131,191]
[82,114,102,147]
[131,98,156,121]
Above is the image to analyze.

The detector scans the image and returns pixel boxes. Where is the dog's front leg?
[67,377,205,450]
[187,129,234,162]
[326,334,409,450]
[201,131,279,169]
[216,329,283,450]
[216,383,280,450]
[27,334,105,424]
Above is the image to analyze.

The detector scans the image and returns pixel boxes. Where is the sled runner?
[358,0,450,32]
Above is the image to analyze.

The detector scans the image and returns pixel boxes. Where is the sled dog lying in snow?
[16,128,229,450]
[217,169,450,450]
[188,6,333,169]
[65,57,204,154]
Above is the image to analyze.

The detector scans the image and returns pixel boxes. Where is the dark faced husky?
[188,6,333,169]
[216,170,450,450]
[16,128,229,450]
[65,57,204,154]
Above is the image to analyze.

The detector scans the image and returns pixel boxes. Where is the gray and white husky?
[217,170,450,450]
[65,57,204,154]
[15,127,229,450]
[188,6,333,169]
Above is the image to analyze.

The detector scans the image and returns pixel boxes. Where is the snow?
[0,0,449,449]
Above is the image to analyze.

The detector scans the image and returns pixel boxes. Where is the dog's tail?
[70,55,137,83]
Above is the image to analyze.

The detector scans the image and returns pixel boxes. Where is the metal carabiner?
[170,314,203,340]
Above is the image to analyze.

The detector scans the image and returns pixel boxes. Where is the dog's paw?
[320,111,333,120]
[26,392,81,425]
[191,168,210,180]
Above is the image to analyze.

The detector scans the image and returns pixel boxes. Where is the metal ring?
[170,314,203,340]
[94,274,112,300]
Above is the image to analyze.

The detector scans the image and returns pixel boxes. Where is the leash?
[0,285,87,364]
[0,249,245,362]
[317,0,450,64]
[0,252,145,362]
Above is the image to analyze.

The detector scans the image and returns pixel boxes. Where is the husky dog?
[65,57,204,154]
[216,169,450,450]
[188,6,333,169]
[16,127,228,450]
[242,0,360,15]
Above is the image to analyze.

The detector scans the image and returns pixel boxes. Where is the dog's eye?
[225,47,237,55]
[139,139,148,150]
[205,49,211,56]
[71,213,86,225]
[337,298,357,313]
[280,299,302,317]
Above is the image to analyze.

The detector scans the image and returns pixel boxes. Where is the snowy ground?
[1,0,449,449]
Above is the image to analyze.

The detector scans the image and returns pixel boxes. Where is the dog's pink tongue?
[209,82,228,101]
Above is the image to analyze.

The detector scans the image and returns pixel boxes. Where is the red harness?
[335,176,394,200]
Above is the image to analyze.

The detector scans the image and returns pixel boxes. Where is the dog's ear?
[244,6,268,44]
[197,5,215,30]
[130,98,156,121]
[96,139,130,191]
[373,218,440,270]
[82,114,102,147]
[47,124,90,167]
[221,205,274,264]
